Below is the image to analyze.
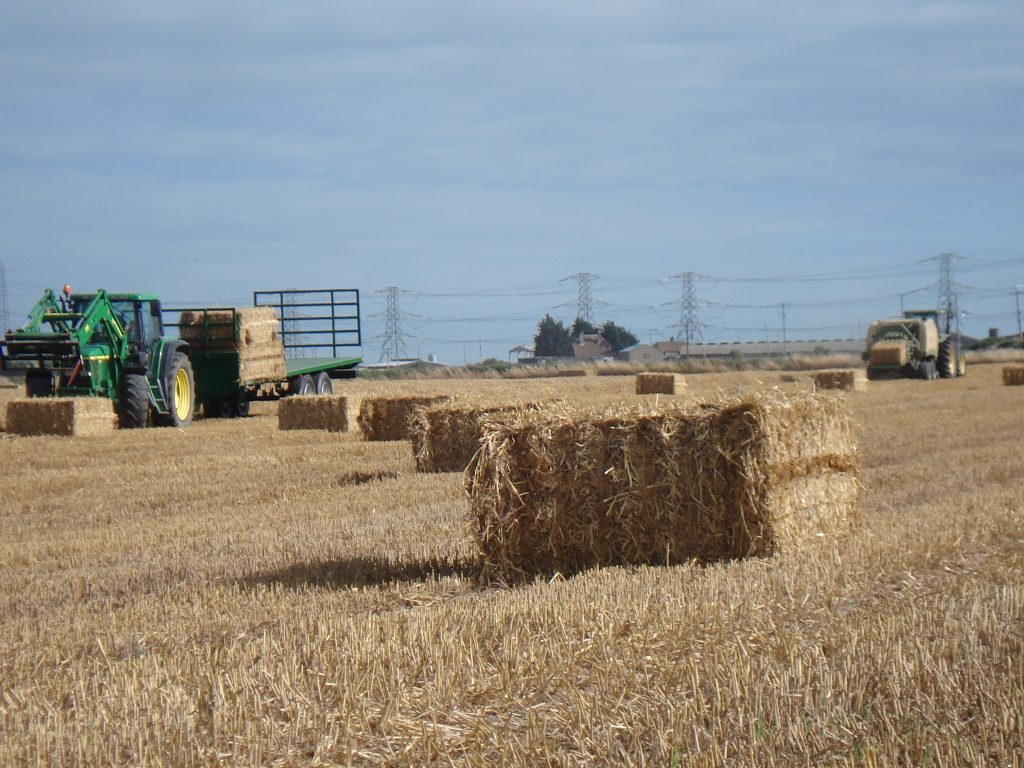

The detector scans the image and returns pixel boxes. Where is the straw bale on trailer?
[636,372,680,395]
[411,401,543,472]
[178,307,286,383]
[6,397,117,437]
[868,341,908,367]
[357,395,450,441]
[466,391,859,582]
[813,369,867,392]
[1003,366,1024,386]
[279,395,349,432]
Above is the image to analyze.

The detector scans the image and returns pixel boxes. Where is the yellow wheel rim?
[173,368,191,421]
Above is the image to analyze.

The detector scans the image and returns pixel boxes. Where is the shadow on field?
[236,555,478,591]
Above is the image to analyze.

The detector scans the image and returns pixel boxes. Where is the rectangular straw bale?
[813,369,867,392]
[869,340,908,367]
[411,402,542,472]
[636,372,679,394]
[236,351,287,384]
[178,307,278,346]
[1003,366,1024,386]
[357,395,450,441]
[466,390,859,582]
[6,397,117,437]
[178,307,286,383]
[278,395,349,431]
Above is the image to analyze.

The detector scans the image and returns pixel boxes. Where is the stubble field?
[0,365,1021,766]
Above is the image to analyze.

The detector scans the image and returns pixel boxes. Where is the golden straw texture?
[466,391,858,582]
[357,395,450,441]
[6,397,117,437]
[278,395,349,431]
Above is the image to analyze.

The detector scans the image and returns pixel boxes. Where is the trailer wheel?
[314,372,333,395]
[155,353,194,428]
[120,373,150,428]
[25,369,54,398]
[291,374,315,396]
[234,398,250,417]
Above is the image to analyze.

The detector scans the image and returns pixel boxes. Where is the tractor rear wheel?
[120,373,150,428]
[314,371,333,395]
[937,338,956,378]
[155,353,194,428]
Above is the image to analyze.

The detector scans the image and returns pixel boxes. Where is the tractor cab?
[70,293,164,368]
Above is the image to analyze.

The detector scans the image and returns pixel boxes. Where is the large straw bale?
[357,395,450,441]
[411,402,543,472]
[1003,366,1024,386]
[869,341,908,367]
[636,372,680,395]
[466,390,859,582]
[6,397,117,437]
[813,369,867,392]
[278,395,349,431]
[178,307,277,346]
[178,307,286,383]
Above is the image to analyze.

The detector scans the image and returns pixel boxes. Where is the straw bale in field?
[813,369,867,392]
[636,372,680,395]
[1003,366,1024,386]
[178,307,286,383]
[466,391,858,582]
[869,341,908,367]
[357,395,450,441]
[6,397,117,437]
[411,401,542,473]
[555,369,588,377]
[278,395,349,432]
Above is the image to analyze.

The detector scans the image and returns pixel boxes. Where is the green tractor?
[1,288,194,427]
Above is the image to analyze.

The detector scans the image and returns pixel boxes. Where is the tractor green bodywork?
[1,288,188,417]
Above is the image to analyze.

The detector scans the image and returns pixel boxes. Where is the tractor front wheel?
[155,353,194,428]
[120,373,150,428]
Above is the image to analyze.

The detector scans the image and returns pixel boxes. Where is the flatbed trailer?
[165,288,362,418]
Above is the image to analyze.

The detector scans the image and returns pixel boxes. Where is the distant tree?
[571,317,598,338]
[601,321,639,352]
[534,314,574,357]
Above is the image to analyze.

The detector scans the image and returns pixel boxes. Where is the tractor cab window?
[140,301,162,344]
[110,301,142,343]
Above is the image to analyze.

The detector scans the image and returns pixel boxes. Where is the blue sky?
[1,1,1022,362]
